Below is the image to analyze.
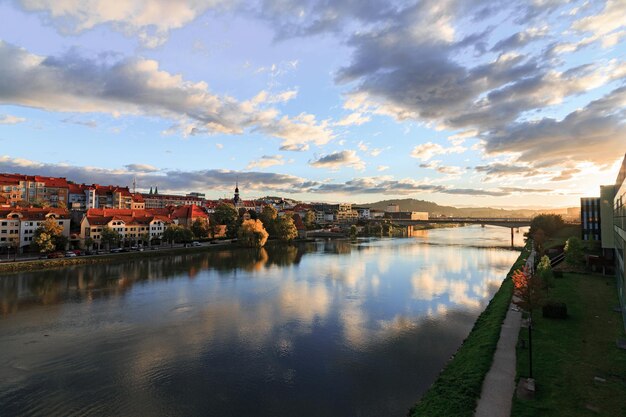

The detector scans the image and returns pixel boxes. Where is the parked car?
[110,248,123,253]
[71,249,82,256]
[65,251,77,257]
[192,241,201,247]
[47,252,64,259]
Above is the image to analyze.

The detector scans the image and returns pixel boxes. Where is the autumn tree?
[512,266,543,313]
[32,217,65,253]
[350,224,358,240]
[163,224,180,247]
[304,210,317,229]
[238,219,269,248]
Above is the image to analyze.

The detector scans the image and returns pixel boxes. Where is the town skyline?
[1,1,625,207]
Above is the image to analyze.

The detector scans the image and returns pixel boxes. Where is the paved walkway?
[474,302,522,417]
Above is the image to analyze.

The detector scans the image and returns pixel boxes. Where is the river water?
[0,225,525,417]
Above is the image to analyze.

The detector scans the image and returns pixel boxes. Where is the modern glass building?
[614,154,626,331]
[581,197,601,241]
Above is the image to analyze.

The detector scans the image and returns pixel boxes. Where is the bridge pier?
[511,228,514,248]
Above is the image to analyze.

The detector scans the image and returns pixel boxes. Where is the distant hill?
[365,198,575,219]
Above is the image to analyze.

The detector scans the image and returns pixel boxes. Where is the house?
[0,207,70,250]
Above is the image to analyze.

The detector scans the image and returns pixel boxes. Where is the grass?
[408,245,530,417]
[512,273,626,417]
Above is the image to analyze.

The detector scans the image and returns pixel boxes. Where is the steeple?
[154,186,159,195]
[149,186,153,195]
[233,181,241,206]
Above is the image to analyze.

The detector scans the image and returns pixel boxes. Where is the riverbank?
[408,242,530,416]
[512,272,626,416]
[0,243,235,274]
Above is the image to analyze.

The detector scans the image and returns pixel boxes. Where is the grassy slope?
[512,273,626,417]
[408,245,530,416]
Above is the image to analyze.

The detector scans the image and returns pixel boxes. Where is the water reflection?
[0,225,521,417]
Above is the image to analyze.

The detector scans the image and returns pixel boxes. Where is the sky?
[0,0,624,207]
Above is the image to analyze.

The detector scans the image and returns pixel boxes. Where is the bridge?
[381,218,531,247]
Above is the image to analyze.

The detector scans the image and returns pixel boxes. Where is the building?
[613,154,626,331]
[600,185,615,258]
[386,211,429,221]
[0,207,70,250]
[581,197,601,241]
[0,174,70,207]
[385,204,400,213]
[68,183,141,210]
[142,193,204,209]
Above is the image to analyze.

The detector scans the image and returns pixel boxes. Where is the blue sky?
[0,0,624,207]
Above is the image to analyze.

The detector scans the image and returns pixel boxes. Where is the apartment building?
[0,207,70,250]
[0,174,70,207]
[68,183,140,210]
[142,193,204,209]
[80,205,209,248]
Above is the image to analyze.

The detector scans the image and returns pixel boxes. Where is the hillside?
[365,199,573,218]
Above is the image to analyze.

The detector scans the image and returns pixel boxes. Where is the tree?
[100,226,121,250]
[175,226,194,244]
[275,215,298,241]
[84,236,94,250]
[163,224,180,247]
[529,214,565,238]
[140,232,151,247]
[512,265,544,313]
[32,218,65,253]
[564,236,584,267]
[533,228,546,256]
[30,199,50,208]
[191,218,210,239]
[350,224,358,240]
[56,200,67,209]
[304,210,316,229]
[238,219,269,248]
[536,255,555,295]
[259,205,278,236]
[214,202,239,239]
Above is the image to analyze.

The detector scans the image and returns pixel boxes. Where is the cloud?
[419,160,464,176]
[335,112,370,126]
[17,0,233,48]
[246,155,285,169]
[490,26,548,52]
[0,114,26,124]
[309,150,365,171]
[377,165,389,171]
[571,0,626,48]
[0,155,315,194]
[61,117,98,128]
[550,168,581,181]
[124,163,159,173]
[482,86,626,167]
[498,187,551,193]
[474,162,541,178]
[0,41,333,151]
[410,142,466,161]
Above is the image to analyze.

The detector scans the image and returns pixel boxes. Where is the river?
[0,225,526,416]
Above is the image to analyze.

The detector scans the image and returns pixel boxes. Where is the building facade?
[581,197,601,241]
[613,154,626,331]
[0,207,70,250]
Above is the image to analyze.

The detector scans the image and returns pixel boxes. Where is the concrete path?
[474,303,522,417]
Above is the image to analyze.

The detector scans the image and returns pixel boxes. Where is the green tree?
[350,224,358,240]
[191,218,210,239]
[238,219,269,248]
[32,218,65,253]
[382,222,393,237]
[564,236,584,267]
[163,224,180,247]
[536,255,555,295]
[259,205,278,237]
[175,226,194,244]
[100,226,121,250]
[214,203,239,239]
[529,214,565,238]
[30,199,50,208]
[275,215,298,241]
[84,236,94,250]
[140,232,151,247]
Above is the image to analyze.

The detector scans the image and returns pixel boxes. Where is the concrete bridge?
[371,217,534,247]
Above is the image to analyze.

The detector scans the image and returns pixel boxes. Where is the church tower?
[233,182,241,207]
